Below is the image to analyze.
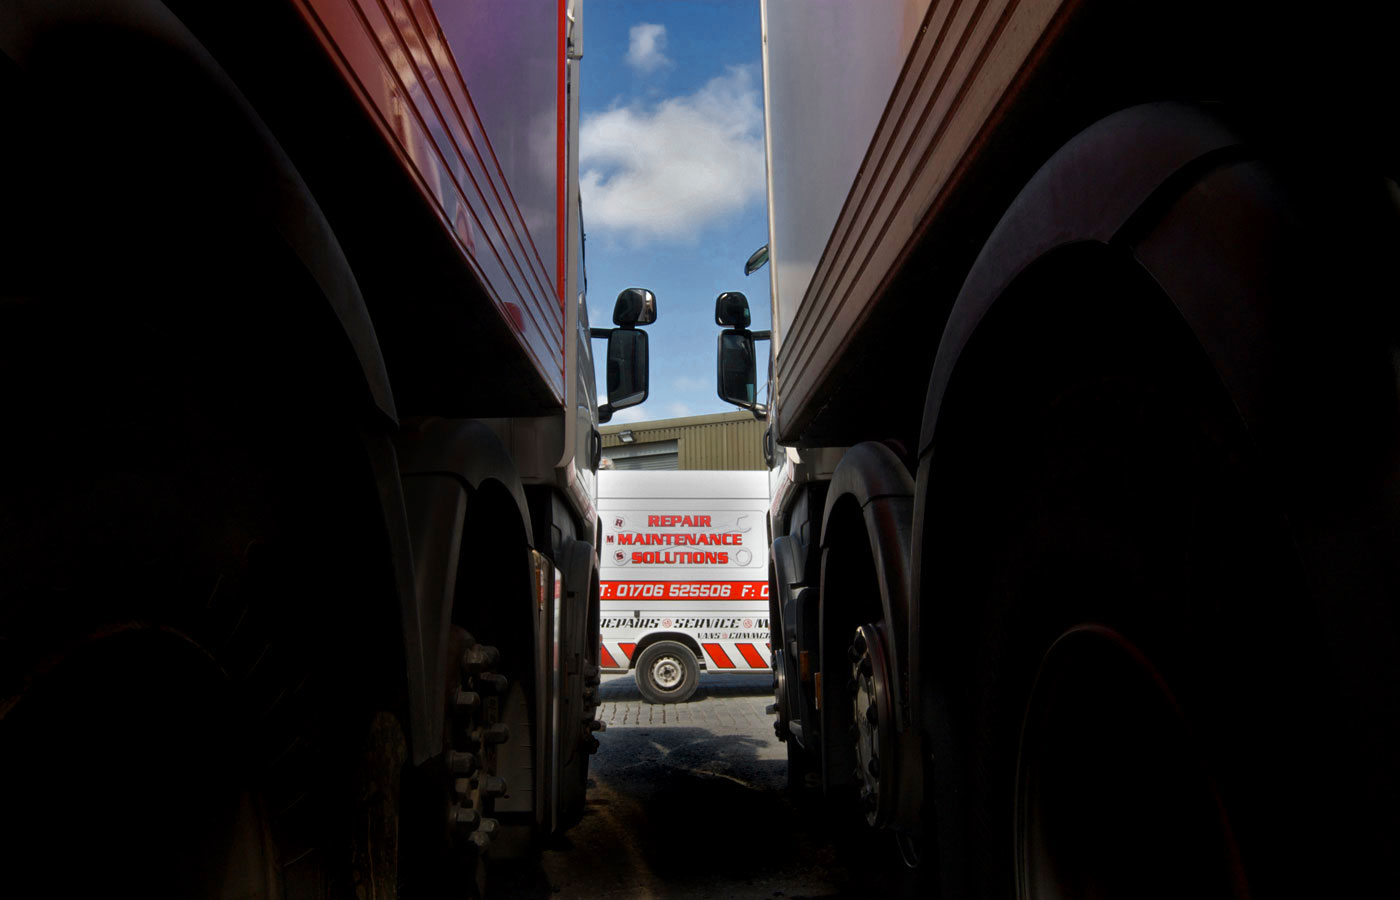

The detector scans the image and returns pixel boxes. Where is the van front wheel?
[634,641,700,704]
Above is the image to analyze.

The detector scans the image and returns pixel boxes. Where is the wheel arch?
[917,102,1250,459]
[633,632,704,667]
[395,418,535,765]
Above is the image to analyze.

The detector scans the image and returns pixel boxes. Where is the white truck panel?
[762,0,932,343]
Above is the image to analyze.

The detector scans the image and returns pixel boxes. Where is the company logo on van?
[604,510,761,567]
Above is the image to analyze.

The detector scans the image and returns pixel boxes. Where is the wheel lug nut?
[865,704,878,726]
[478,774,507,799]
[462,644,500,674]
[586,718,606,733]
[451,804,480,829]
[455,690,481,714]
[867,755,880,778]
[476,672,508,693]
[482,723,510,745]
[853,632,867,656]
[449,750,478,775]
[470,817,499,847]
[454,777,472,800]
[847,644,861,663]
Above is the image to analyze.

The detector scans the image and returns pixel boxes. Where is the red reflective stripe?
[619,642,637,661]
[599,644,619,669]
[703,643,735,669]
[737,643,767,669]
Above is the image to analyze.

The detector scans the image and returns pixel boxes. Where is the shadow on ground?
[491,688,926,899]
[597,671,776,703]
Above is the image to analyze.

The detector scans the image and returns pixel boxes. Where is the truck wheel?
[924,232,1399,898]
[2,40,410,896]
[634,641,700,704]
[0,445,408,899]
[556,545,601,830]
[937,361,1292,900]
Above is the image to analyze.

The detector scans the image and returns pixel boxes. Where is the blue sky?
[581,0,772,424]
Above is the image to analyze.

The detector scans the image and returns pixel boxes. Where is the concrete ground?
[491,673,924,899]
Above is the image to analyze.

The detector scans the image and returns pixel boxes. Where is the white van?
[597,470,771,703]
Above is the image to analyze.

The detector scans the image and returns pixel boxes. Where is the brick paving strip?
[598,672,774,733]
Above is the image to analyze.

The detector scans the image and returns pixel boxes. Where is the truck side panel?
[766,0,1067,443]
[297,0,566,401]
[763,0,930,343]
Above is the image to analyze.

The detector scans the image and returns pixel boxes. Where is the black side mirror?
[743,245,769,277]
[592,288,656,424]
[614,288,657,326]
[714,288,769,417]
[717,329,758,409]
[715,291,751,328]
[601,328,649,422]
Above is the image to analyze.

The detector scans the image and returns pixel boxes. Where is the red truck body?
[299,0,568,396]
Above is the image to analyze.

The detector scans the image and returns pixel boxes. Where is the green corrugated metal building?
[599,411,765,471]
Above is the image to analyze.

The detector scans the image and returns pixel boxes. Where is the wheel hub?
[447,629,511,853]
[849,622,897,828]
[581,660,604,755]
[650,655,683,690]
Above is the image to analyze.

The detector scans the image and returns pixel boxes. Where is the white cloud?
[664,401,694,418]
[606,405,650,425]
[672,375,709,392]
[625,23,671,73]
[581,66,765,245]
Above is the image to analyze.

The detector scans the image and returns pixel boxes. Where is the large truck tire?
[930,326,1290,900]
[816,444,918,834]
[634,641,700,704]
[1,36,410,893]
[0,416,408,898]
[919,110,1400,896]
[394,473,537,898]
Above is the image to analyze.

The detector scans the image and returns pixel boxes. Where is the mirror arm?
[590,327,612,340]
[751,330,771,341]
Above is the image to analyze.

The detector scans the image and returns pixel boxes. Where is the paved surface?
[492,673,924,899]
[596,673,782,734]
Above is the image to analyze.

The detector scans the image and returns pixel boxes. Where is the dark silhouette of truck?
[716,2,1400,896]
[0,1,650,895]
